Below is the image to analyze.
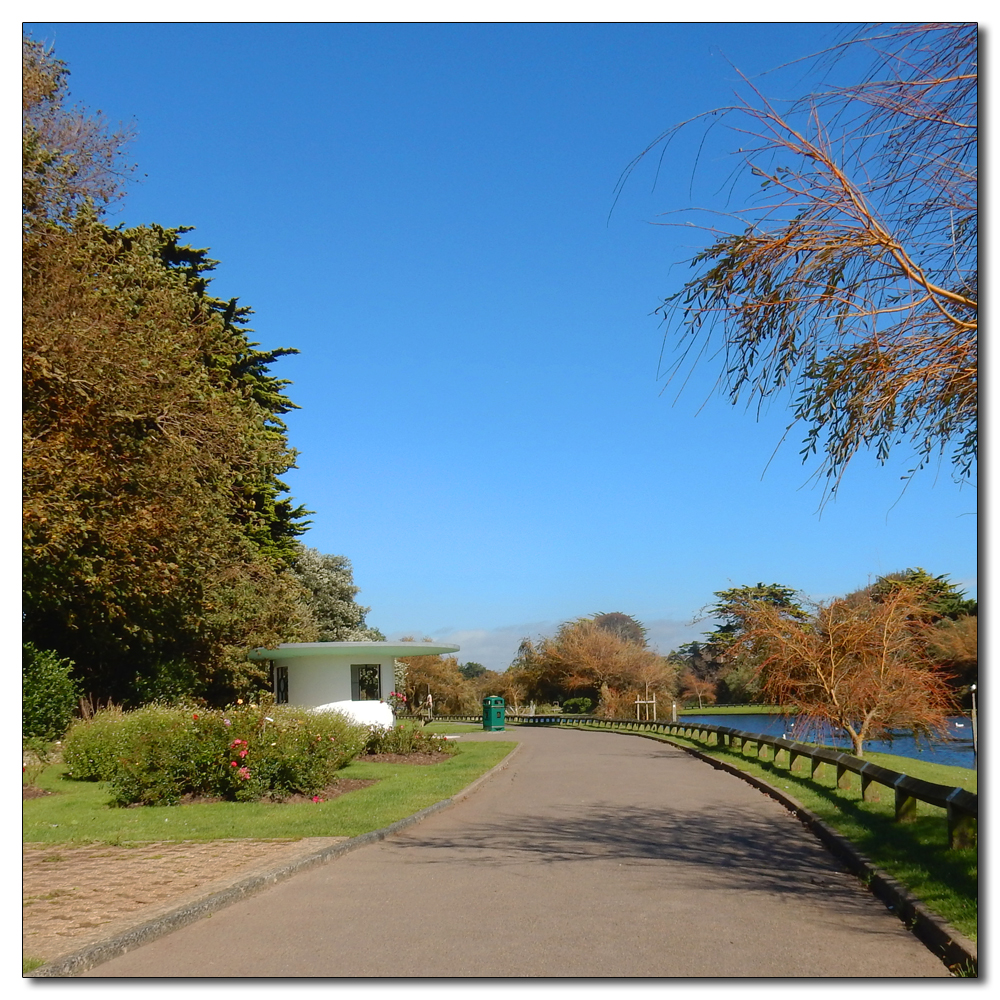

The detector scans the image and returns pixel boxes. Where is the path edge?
[25,740,523,979]
[630,729,978,976]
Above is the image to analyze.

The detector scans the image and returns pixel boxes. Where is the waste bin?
[482,696,505,732]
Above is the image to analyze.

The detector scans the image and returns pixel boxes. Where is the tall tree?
[22,36,134,229]
[701,583,809,651]
[289,545,384,641]
[22,35,314,704]
[677,583,808,705]
[869,567,977,621]
[623,23,976,495]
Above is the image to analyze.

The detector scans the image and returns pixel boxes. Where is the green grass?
[23,957,46,975]
[23,740,517,845]
[575,722,977,943]
[422,721,484,734]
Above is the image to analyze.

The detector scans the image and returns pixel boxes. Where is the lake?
[680,713,976,770]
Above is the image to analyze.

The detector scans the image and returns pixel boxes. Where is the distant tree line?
[400,573,974,762]
[393,614,681,720]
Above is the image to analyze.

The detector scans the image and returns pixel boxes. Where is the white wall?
[284,655,395,708]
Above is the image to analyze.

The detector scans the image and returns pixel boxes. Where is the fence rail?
[418,713,977,849]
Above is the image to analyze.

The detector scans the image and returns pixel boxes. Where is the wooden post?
[947,805,976,849]
[811,757,823,781]
[861,773,880,802]
[895,785,918,823]
[836,764,851,790]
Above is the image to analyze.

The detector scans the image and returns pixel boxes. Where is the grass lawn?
[23,740,518,845]
[574,722,977,943]
[423,721,485,734]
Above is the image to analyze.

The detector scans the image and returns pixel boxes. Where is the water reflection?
[680,714,975,770]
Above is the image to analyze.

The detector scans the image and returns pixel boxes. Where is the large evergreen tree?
[22,35,316,704]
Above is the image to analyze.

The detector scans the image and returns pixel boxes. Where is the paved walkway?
[84,726,949,977]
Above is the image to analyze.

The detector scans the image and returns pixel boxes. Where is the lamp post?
[970,684,977,759]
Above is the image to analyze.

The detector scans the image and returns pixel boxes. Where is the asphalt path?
[84,725,949,977]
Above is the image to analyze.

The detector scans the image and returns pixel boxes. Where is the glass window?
[350,664,381,701]
[274,665,288,704]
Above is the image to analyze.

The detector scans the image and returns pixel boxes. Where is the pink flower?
[239,749,247,758]
[311,795,323,803]
[237,767,250,780]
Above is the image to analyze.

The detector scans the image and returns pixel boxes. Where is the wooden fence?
[423,713,977,849]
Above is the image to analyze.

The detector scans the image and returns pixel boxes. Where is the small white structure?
[248,641,460,727]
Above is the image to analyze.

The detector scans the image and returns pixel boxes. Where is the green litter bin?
[482,696,505,732]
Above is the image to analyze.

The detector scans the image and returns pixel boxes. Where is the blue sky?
[23,20,978,671]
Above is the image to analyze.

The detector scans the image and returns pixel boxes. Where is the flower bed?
[62,701,369,806]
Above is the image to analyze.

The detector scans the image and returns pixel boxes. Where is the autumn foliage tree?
[511,614,678,718]
[624,23,977,495]
[731,586,957,757]
[679,671,717,710]
[397,648,479,716]
[22,36,320,704]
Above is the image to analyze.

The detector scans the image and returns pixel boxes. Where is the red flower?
[230,761,238,767]
[192,714,199,720]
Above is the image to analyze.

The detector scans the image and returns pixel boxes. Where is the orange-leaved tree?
[622,23,977,497]
[396,642,479,716]
[731,587,957,757]
[513,616,678,718]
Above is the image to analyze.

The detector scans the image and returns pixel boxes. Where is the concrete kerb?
[26,741,524,978]
[618,728,978,976]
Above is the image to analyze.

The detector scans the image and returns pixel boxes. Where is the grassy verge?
[573,722,977,943]
[23,740,517,845]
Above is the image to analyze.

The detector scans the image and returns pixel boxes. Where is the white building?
[248,641,460,727]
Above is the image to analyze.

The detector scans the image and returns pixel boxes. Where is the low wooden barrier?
[426,713,977,849]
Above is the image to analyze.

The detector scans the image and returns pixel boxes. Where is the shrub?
[22,737,52,786]
[23,643,80,740]
[62,701,369,806]
[562,697,593,715]
[364,725,458,756]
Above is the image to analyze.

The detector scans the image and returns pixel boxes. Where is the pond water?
[680,713,976,770]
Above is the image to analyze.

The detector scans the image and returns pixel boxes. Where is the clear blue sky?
[25,21,978,671]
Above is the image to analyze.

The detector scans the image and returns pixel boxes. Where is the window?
[350,664,381,701]
[274,665,288,704]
